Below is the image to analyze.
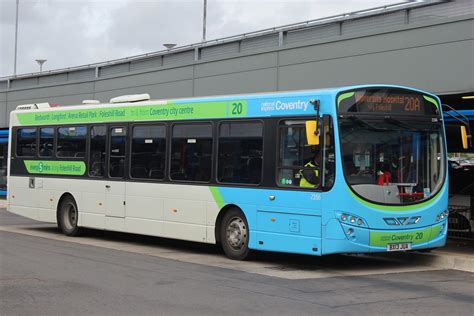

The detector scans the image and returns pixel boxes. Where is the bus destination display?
[356,93,423,113]
[338,89,439,115]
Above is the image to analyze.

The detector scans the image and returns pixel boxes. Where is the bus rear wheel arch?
[218,206,253,260]
[57,194,82,237]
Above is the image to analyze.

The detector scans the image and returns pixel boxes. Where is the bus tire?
[220,208,252,260]
[58,195,82,236]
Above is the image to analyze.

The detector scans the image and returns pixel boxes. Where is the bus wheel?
[220,208,252,260]
[58,196,82,236]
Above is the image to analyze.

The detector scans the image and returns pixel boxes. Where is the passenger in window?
[300,146,321,188]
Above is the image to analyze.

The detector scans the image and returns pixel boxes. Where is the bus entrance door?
[105,126,127,224]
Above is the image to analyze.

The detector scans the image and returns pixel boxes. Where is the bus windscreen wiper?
[384,117,416,131]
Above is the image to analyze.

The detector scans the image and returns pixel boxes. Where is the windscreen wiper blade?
[384,117,416,131]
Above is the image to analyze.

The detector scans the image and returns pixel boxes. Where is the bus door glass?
[106,126,127,218]
[0,141,6,194]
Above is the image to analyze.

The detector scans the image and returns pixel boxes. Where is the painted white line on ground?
[0,224,448,279]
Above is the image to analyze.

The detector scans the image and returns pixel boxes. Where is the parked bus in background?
[0,129,8,197]
[7,85,452,259]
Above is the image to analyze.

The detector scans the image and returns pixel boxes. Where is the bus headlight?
[436,210,449,222]
[338,213,366,227]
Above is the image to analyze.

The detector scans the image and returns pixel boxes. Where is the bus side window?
[170,123,212,182]
[277,120,320,189]
[321,115,335,190]
[109,127,127,178]
[39,127,54,157]
[89,126,106,177]
[217,121,263,185]
[131,124,166,180]
[57,126,86,158]
[16,128,37,157]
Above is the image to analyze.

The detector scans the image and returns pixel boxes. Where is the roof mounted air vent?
[16,102,51,110]
[110,93,150,104]
[82,100,101,105]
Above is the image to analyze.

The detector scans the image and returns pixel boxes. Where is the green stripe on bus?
[337,92,355,107]
[16,100,248,126]
[24,160,86,176]
[423,95,439,110]
[348,187,443,211]
[370,224,441,247]
[209,187,225,209]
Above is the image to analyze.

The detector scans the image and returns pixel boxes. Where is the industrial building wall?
[0,2,473,128]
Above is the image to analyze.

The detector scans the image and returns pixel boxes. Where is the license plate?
[387,243,412,251]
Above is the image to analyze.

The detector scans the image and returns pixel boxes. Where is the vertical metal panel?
[0,81,8,90]
[285,24,340,45]
[0,102,6,127]
[162,50,195,66]
[95,80,194,101]
[342,11,406,35]
[278,39,474,94]
[38,73,68,85]
[130,56,162,71]
[95,66,193,91]
[10,78,37,89]
[410,0,473,23]
[100,63,130,77]
[0,93,6,127]
[194,68,277,96]
[240,34,279,52]
[7,101,20,117]
[8,82,95,101]
[68,69,95,81]
[195,53,277,78]
[201,42,240,60]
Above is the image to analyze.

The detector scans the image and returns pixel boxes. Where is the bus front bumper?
[322,220,448,255]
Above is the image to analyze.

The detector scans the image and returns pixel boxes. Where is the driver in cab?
[299,147,321,188]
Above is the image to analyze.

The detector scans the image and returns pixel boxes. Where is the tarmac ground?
[1,202,473,315]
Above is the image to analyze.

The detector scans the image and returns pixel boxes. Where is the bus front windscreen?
[338,89,445,205]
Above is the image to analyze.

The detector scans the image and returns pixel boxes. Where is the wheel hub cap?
[226,217,247,250]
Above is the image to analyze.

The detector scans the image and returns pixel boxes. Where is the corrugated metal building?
[0,0,473,128]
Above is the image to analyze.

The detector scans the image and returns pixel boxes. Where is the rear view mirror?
[306,120,319,145]
[460,125,468,149]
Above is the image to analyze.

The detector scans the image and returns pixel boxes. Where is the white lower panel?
[9,205,55,223]
[37,208,56,223]
[126,217,163,237]
[126,196,163,220]
[80,212,105,230]
[105,216,125,232]
[163,221,207,243]
[9,205,40,221]
[8,177,222,245]
[206,226,216,244]
[82,192,106,215]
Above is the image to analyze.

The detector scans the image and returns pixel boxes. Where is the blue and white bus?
[7,85,449,259]
[0,129,8,197]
